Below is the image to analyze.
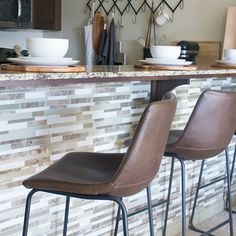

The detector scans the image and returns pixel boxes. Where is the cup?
[155,10,170,26]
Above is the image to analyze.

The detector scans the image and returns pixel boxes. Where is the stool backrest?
[111,92,177,196]
[176,90,236,160]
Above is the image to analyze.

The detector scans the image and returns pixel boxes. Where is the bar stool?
[21,92,177,236]
[164,90,236,236]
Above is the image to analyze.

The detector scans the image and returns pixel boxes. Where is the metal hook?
[112,3,116,14]
[141,3,146,12]
[91,0,95,19]
[118,15,124,28]
[132,14,137,24]
[180,0,184,9]
[162,1,165,11]
[83,7,88,14]
[83,1,91,14]
[169,12,174,22]
[126,3,130,13]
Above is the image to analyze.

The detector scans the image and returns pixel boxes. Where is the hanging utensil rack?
[84,0,184,23]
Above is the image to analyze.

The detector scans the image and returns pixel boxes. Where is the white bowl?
[224,49,236,60]
[150,45,181,59]
[26,38,69,58]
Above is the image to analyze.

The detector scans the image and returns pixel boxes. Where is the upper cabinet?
[32,0,61,30]
[0,0,61,30]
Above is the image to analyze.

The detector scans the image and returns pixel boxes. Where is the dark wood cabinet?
[32,0,61,30]
[0,0,61,30]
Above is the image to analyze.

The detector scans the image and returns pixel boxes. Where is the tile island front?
[0,65,236,235]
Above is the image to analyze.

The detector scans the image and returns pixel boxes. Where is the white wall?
[0,0,236,64]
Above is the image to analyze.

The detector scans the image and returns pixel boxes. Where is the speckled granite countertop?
[0,65,236,86]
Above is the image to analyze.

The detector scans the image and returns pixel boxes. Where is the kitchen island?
[0,65,236,236]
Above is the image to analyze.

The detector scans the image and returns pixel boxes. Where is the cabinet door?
[0,0,19,28]
[32,0,61,30]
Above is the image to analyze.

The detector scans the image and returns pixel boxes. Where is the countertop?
[1,65,236,86]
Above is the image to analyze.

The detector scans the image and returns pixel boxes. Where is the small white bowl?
[26,38,69,58]
[224,49,236,60]
[150,45,181,60]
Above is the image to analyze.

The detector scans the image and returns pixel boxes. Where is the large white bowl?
[150,45,181,59]
[224,49,236,60]
[26,38,69,58]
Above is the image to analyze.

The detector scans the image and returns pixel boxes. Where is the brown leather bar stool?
[164,90,236,236]
[21,92,177,236]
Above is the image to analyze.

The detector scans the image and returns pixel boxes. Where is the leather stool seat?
[23,152,124,196]
[166,129,227,160]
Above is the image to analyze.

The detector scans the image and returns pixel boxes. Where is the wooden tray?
[0,64,86,73]
[134,64,198,71]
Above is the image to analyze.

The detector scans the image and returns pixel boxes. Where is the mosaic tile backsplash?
[0,78,236,236]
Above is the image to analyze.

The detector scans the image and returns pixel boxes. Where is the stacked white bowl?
[26,38,69,58]
[150,45,181,60]
[224,49,236,61]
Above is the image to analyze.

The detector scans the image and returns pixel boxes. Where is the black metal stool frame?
[114,158,175,236]
[226,143,236,214]
[165,148,234,236]
[22,189,130,236]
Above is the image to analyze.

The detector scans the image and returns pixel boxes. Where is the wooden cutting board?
[93,12,105,54]
[211,63,236,69]
[196,41,221,65]
[0,64,86,73]
[134,64,198,71]
[222,7,236,58]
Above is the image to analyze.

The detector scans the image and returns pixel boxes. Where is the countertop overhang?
[0,65,236,87]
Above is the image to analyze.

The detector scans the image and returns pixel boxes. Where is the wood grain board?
[222,7,236,58]
[134,64,198,71]
[0,64,86,73]
[211,63,236,69]
[196,41,221,65]
[92,12,105,54]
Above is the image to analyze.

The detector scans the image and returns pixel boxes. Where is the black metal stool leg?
[114,199,122,236]
[176,158,187,236]
[146,185,154,236]
[189,160,206,233]
[188,149,234,235]
[163,158,175,236]
[230,145,236,183]
[63,196,70,236]
[114,198,129,236]
[22,189,37,236]
[180,159,187,236]
[225,148,234,236]
[226,145,236,214]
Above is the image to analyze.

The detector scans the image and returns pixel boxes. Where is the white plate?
[18,56,73,61]
[139,59,193,66]
[145,58,186,63]
[7,58,80,66]
[216,59,236,65]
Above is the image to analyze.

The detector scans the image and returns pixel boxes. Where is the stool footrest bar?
[119,199,168,219]
[199,176,226,189]
[189,219,230,236]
